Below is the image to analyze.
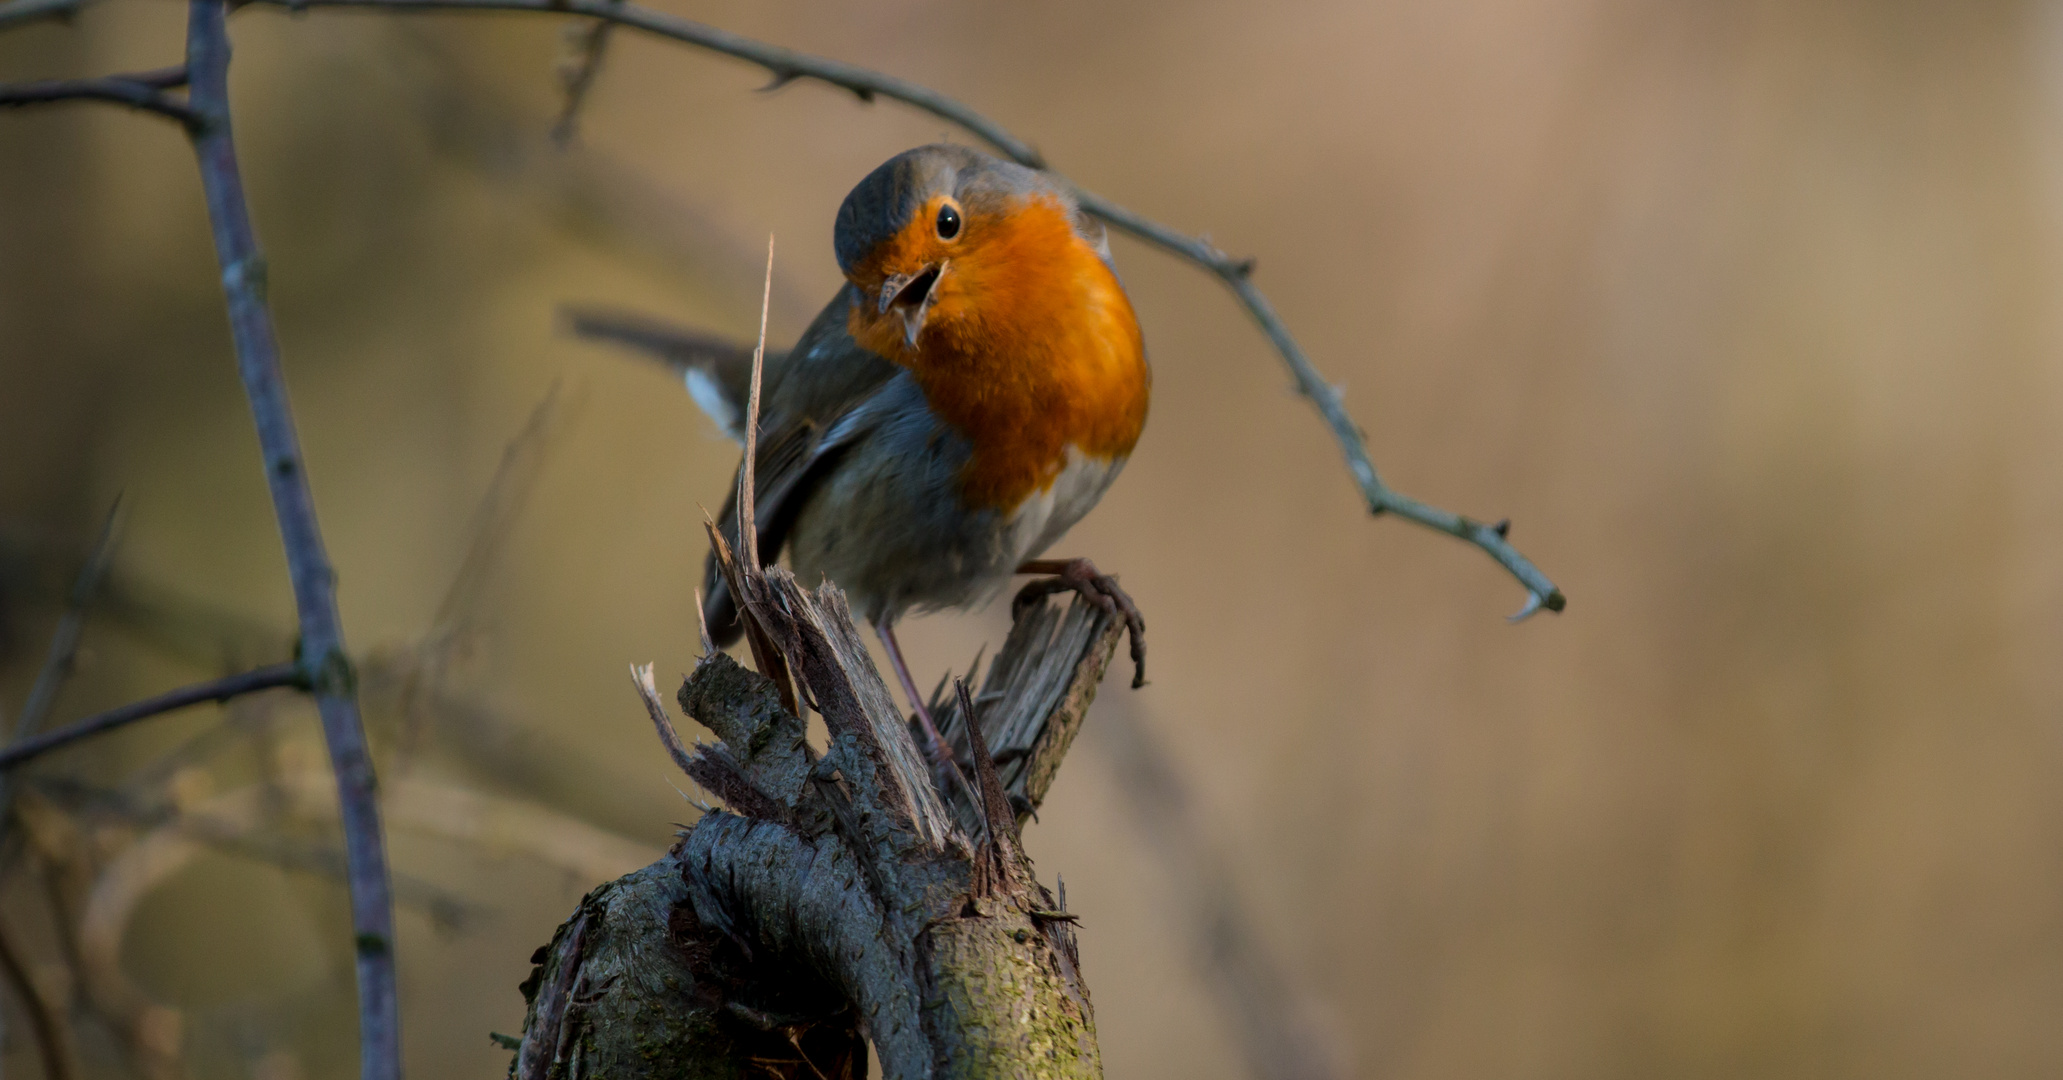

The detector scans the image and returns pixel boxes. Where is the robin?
[573,143,1149,761]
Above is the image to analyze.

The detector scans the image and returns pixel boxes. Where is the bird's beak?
[878,260,947,348]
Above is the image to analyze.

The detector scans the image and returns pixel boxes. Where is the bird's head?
[835,144,1112,357]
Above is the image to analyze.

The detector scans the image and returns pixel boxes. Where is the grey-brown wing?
[702,286,903,644]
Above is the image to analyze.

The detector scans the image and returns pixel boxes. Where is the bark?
[508,537,1123,1080]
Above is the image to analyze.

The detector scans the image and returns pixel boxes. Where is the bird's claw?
[1013,558,1148,689]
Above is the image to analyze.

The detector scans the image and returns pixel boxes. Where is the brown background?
[6,1,2063,1077]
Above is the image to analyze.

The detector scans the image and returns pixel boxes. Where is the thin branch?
[183,2,402,1078]
[549,7,616,145]
[0,0,94,32]
[12,499,123,740]
[630,663,696,778]
[245,0,1564,616]
[0,663,301,772]
[0,73,200,129]
[0,500,123,853]
[250,0,1045,163]
[0,913,74,1080]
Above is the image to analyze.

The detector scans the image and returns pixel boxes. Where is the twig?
[182,2,402,1077]
[0,0,94,32]
[738,233,772,572]
[0,500,124,844]
[244,0,1565,617]
[0,663,302,772]
[549,5,616,145]
[12,500,124,739]
[250,0,1042,160]
[630,663,696,778]
[0,71,201,129]
[0,912,74,1080]
[394,382,582,764]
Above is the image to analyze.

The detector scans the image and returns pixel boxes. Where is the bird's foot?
[1013,558,1147,689]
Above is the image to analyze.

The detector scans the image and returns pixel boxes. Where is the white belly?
[999,446,1126,568]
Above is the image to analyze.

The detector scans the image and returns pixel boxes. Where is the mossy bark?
[508,572,1120,1080]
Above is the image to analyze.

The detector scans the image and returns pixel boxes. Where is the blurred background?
[6,1,2063,1077]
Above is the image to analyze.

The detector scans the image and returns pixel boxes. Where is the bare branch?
[0,663,301,772]
[11,500,123,741]
[243,0,1565,616]
[0,0,94,32]
[248,0,1044,162]
[0,72,200,128]
[0,499,124,849]
[630,662,695,778]
[182,1,402,1076]
[0,913,74,1080]
[548,8,615,145]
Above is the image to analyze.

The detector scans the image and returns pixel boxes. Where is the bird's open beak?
[878,260,947,348]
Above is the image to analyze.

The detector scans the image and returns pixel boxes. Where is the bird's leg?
[1014,558,1148,689]
[874,618,960,769]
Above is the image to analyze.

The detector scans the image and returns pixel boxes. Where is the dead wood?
[508,538,1122,1079]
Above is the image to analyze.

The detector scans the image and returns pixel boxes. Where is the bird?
[570,143,1149,762]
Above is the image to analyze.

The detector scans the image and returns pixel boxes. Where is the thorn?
[757,70,799,92]
[1493,519,1511,538]
[1506,592,1545,623]
[851,86,876,103]
[1230,256,1257,277]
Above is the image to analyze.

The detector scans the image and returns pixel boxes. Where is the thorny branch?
[548,1,617,145]
[0,662,303,772]
[182,2,403,1077]
[238,0,1566,618]
[0,65,199,128]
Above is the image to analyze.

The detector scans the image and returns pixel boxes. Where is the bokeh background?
[7,1,2063,1077]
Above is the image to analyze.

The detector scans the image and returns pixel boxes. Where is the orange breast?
[848,196,1150,511]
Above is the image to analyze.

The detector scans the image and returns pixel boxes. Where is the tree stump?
[507,527,1125,1079]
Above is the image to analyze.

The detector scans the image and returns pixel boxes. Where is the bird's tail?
[562,305,770,442]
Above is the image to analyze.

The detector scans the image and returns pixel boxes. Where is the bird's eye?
[936,203,962,240]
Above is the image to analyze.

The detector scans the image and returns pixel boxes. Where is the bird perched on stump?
[572,143,1150,760]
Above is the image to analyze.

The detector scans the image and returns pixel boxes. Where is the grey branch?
[0,663,302,772]
[548,5,617,145]
[0,68,200,128]
[241,0,1565,617]
[183,2,403,1078]
[0,500,123,850]
[0,911,74,1080]
[12,501,124,739]
[0,0,94,32]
